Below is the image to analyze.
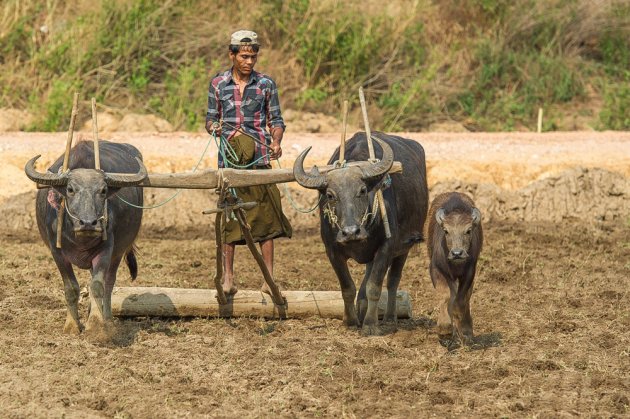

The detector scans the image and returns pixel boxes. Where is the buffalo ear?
[435,208,446,226]
[471,207,481,225]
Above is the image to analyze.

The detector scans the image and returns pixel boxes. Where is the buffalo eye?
[66,186,75,194]
[358,185,367,197]
[326,190,336,201]
[443,228,449,236]
[99,187,107,195]
[465,228,472,235]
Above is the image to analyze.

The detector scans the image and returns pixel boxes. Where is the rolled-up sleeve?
[205,80,220,133]
[266,79,286,131]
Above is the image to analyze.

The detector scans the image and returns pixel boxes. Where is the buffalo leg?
[85,251,112,336]
[356,262,373,325]
[383,254,408,324]
[361,256,390,336]
[102,256,122,321]
[430,264,453,337]
[328,250,359,327]
[52,252,82,334]
[452,271,475,345]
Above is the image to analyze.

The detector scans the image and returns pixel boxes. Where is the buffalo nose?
[79,218,98,227]
[450,249,464,257]
[341,225,361,237]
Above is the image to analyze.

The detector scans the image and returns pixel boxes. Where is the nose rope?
[63,200,108,229]
[323,191,381,230]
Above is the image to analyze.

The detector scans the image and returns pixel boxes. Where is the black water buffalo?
[25,140,146,337]
[294,132,428,335]
[427,192,483,345]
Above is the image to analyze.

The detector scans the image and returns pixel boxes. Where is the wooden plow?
[38,94,413,321]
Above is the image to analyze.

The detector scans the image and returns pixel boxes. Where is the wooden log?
[139,161,403,190]
[111,287,413,320]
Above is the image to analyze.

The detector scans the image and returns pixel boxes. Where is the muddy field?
[1,131,629,417]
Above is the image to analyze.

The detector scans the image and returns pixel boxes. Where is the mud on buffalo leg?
[430,264,453,337]
[327,249,359,328]
[356,262,373,325]
[52,251,83,334]
[383,254,408,324]
[102,256,122,321]
[361,256,390,336]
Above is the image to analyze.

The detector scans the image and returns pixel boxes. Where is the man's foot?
[261,282,272,295]
[261,281,284,297]
[222,280,238,295]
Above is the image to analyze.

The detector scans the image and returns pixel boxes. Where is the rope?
[116,132,214,209]
[274,157,323,214]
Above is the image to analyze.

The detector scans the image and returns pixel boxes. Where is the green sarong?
[222,134,293,245]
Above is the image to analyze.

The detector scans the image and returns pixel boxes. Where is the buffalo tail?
[125,245,138,281]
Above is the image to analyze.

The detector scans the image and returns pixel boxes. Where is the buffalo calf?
[427,192,483,345]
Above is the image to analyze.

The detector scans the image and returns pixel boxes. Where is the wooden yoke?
[359,87,392,239]
[56,92,80,248]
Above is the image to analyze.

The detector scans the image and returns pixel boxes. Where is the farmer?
[205,30,292,296]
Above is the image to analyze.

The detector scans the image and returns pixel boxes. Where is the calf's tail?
[125,244,139,281]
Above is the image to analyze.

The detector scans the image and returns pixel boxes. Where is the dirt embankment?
[2,131,629,233]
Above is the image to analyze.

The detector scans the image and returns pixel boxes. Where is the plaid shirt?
[206,69,286,167]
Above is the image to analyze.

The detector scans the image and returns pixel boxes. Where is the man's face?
[230,46,258,76]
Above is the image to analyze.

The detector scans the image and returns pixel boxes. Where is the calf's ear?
[436,208,446,226]
[471,207,481,225]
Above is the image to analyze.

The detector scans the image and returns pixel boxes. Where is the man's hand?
[207,120,222,137]
[270,140,282,159]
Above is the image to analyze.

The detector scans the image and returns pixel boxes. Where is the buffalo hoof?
[360,323,385,337]
[63,318,83,335]
[84,320,114,343]
[380,321,398,335]
[435,322,453,337]
[343,313,360,329]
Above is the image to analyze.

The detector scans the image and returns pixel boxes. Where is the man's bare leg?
[222,243,238,294]
[260,239,274,294]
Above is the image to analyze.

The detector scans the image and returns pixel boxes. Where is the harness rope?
[116,132,214,209]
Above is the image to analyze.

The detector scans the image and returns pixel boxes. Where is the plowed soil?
[0,131,629,417]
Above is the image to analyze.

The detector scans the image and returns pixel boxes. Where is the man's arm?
[266,79,286,159]
[205,79,221,135]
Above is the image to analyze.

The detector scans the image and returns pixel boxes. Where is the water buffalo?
[25,140,146,337]
[427,192,483,345]
[294,132,428,335]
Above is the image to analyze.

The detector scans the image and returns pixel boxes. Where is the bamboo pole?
[537,107,543,133]
[111,287,413,320]
[339,100,349,165]
[91,98,100,170]
[358,87,391,239]
[56,92,80,248]
[358,87,375,159]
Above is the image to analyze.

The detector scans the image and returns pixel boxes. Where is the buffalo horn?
[360,136,394,181]
[24,155,69,186]
[293,146,328,190]
[104,157,148,188]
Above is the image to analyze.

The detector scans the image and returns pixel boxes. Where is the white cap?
[230,30,259,46]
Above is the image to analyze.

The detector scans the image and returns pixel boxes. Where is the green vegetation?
[0,0,628,131]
